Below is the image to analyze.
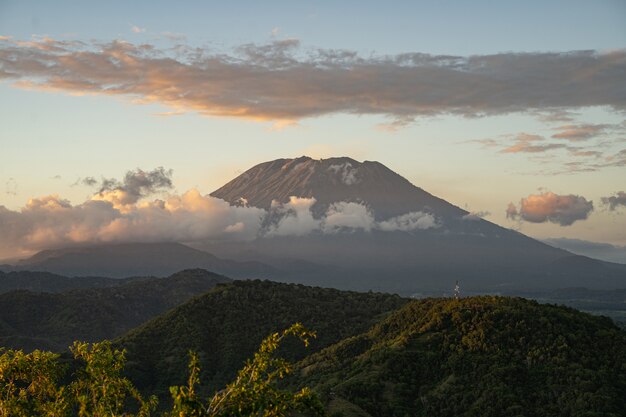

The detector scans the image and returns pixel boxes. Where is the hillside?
[297,297,626,417]
[117,280,408,397]
[0,269,229,351]
[0,270,147,294]
[11,242,277,278]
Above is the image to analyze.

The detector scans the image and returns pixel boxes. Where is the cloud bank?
[507,191,593,226]
[1,37,624,124]
[0,169,440,260]
[265,198,438,236]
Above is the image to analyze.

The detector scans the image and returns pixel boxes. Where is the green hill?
[0,269,229,351]
[297,296,626,417]
[117,279,408,397]
[0,270,147,294]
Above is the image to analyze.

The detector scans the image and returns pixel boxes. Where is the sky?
[0,0,625,261]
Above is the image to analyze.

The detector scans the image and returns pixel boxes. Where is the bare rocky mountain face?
[212,156,463,220]
[204,156,626,292]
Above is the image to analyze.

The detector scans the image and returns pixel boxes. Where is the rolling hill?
[297,296,626,416]
[116,279,408,397]
[0,269,229,351]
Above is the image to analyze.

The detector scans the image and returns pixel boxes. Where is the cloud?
[265,197,320,236]
[74,176,98,187]
[0,179,443,260]
[161,32,186,42]
[601,191,626,211]
[1,37,624,124]
[507,191,593,226]
[5,178,18,196]
[0,189,267,260]
[462,211,490,221]
[378,211,439,231]
[93,167,173,209]
[131,26,146,33]
[267,198,439,235]
[505,203,518,220]
[500,133,568,154]
[327,162,360,185]
[323,202,375,233]
[551,123,609,141]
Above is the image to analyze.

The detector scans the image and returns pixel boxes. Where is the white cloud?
[328,163,360,185]
[322,202,375,233]
[265,197,320,236]
[461,211,490,221]
[378,211,438,231]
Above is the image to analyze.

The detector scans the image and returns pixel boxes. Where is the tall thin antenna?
[454,280,460,300]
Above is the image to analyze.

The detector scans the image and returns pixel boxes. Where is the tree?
[169,323,324,417]
[0,323,323,417]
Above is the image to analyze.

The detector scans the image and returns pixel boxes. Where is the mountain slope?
[0,269,229,351]
[205,156,626,291]
[211,156,464,220]
[13,242,276,278]
[0,270,146,294]
[117,280,408,397]
[297,296,626,417]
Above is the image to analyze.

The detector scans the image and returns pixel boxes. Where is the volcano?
[204,156,626,292]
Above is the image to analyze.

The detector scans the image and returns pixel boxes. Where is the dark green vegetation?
[0,269,230,351]
[297,297,626,417]
[0,324,322,417]
[118,280,408,398]
[1,271,624,416]
[513,287,626,325]
[0,270,146,294]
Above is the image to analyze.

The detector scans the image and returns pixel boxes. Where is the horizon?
[1,1,625,262]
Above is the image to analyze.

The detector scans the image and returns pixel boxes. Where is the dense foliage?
[118,279,407,398]
[298,296,626,417]
[0,324,321,417]
[2,276,624,416]
[0,269,229,351]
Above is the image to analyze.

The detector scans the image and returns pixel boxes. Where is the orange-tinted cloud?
[1,38,625,124]
[507,191,593,226]
[551,124,609,141]
[500,133,568,154]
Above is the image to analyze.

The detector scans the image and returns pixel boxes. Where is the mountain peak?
[211,156,462,220]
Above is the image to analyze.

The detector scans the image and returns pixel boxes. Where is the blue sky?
[0,1,625,259]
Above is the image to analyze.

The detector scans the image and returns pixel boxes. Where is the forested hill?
[0,269,229,351]
[0,270,145,294]
[117,280,408,397]
[297,296,626,417]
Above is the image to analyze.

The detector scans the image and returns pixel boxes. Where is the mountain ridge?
[8,242,277,279]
